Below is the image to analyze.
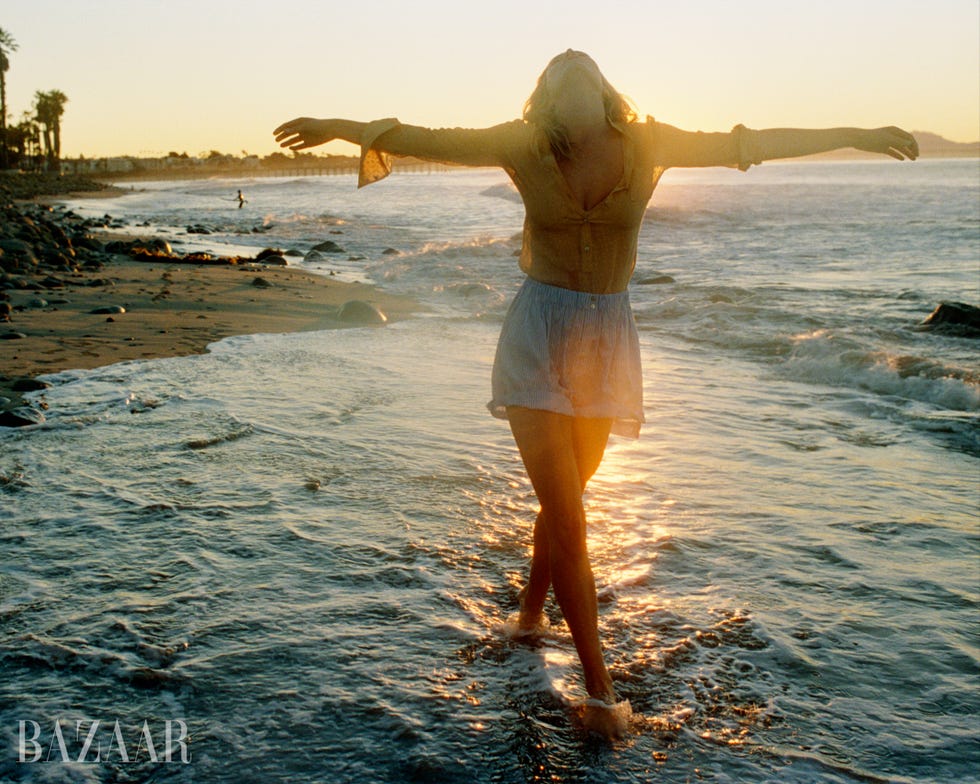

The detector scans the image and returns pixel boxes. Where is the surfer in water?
[236,189,247,208]
[273,50,917,739]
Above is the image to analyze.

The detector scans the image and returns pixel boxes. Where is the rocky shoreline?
[0,173,414,428]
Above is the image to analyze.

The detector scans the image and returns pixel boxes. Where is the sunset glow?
[2,0,977,159]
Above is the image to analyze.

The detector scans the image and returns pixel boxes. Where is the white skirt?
[487,277,645,438]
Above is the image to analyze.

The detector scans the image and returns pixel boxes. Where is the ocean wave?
[479,182,521,203]
[784,331,979,411]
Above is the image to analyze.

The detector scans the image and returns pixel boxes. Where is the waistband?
[520,276,630,308]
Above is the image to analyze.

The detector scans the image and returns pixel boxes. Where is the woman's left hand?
[855,127,919,161]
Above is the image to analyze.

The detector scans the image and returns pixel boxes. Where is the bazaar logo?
[17,719,191,764]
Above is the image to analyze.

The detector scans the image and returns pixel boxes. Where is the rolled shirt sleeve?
[652,119,762,171]
[358,118,402,187]
[358,119,523,187]
[731,124,763,171]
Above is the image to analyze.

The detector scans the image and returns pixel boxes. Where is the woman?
[274,50,917,738]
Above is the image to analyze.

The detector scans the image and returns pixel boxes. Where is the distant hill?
[804,131,979,160]
[911,131,980,157]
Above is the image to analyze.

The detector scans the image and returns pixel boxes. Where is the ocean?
[1,158,977,783]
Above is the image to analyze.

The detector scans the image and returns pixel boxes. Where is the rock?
[252,277,272,288]
[40,221,70,247]
[1,331,27,339]
[131,240,173,258]
[144,238,172,255]
[256,248,285,262]
[381,247,401,255]
[38,244,75,264]
[27,298,48,309]
[637,274,676,285]
[259,254,288,266]
[71,233,104,252]
[11,378,51,392]
[919,302,980,337]
[284,249,304,257]
[0,239,39,268]
[337,300,387,325]
[446,282,493,297]
[311,240,345,254]
[304,250,325,262]
[186,224,211,235]
[0,239,33,256]
[0,302,11,321]
[105,240,135,254]
[0,407,45,428]
[90,305,126,315]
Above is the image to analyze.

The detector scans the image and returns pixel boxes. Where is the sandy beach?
[2,259,414,374]
[0,174,416,424]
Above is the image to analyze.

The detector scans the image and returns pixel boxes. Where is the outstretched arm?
[655,122,919,170]
[273,116,521,187]
[752,126,918,162]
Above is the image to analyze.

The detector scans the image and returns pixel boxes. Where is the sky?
[3,0,978,158]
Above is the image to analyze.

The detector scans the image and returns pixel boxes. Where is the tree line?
[0,27,67,171]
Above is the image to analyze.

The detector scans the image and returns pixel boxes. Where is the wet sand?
[2,258,415,382]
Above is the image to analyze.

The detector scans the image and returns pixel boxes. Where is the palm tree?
[34,89,68,171]
[0,28,18,168]
[8,115,39,168]
[34,92,53,164]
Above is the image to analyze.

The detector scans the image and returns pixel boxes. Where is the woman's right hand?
[273,117,335,151]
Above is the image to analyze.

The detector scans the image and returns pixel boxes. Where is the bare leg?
[518,414,612,630]
[507,406,615,702]
[516,511,550,630]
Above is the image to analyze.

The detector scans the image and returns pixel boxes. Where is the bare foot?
[506,585,550,639]
[580,698,632,740]
[502,611,550,640]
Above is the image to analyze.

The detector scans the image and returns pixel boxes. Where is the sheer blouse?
[357,116,762,294]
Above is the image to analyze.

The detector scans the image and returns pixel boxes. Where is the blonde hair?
[523,51,637,158]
